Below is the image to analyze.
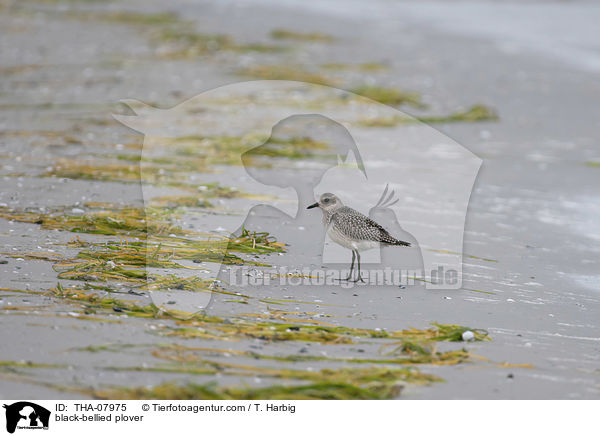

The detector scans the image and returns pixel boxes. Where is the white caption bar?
[0,400,596,436]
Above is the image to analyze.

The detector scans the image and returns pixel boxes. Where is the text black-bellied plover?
[307,191,411,283]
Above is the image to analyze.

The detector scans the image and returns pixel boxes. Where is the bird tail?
[380,233,411,246]
[390,238,411,247]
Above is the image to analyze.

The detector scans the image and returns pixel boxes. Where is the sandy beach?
[1,0,599,400]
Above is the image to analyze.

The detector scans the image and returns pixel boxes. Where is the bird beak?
[307,202,319,209]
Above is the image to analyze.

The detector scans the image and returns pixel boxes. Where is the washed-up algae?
[0,1,505,402]
[0,205,184,237]
[93,364,437,400]
[44,283,488,347]
[356,104,498,127]
[61,9,285,58]
[45,133,332,188]
[53,231,284,287]
[351,85,426,109]
[45,159,209,189]
[0,361,65,371]
[2,281,489,399]
[270,29,335,43]
[0,205,285,309]
[150,343,471,366]
[237,65,336,87]
[82,321,484,399]
[321,62,388,72]
[93,379,408,400]
[0,202,286,303]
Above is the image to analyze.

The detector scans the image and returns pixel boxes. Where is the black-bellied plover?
[307,191,410,282]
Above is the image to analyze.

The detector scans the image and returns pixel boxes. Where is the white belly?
[327,225,380,252]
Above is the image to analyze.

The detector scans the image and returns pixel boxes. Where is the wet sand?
[1,0,599,399]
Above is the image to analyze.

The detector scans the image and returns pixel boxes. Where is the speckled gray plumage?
[308,192,410,282]
[326,206,410,246]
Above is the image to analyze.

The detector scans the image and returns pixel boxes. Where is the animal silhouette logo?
[3,402,50,434]
[115,80,481,311]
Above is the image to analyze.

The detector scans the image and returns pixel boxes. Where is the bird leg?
[345,250,356,281]
[351,250,365,283]
[336,250,356,281]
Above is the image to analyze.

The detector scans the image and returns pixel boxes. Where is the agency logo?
[115,80,481,312]
[2,402,50,434]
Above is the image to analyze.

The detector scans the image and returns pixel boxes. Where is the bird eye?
[323,198,330,203]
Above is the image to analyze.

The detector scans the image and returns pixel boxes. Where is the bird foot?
[350,274,366,283]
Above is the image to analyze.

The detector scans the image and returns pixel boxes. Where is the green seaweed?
[270,29,335,43]
[355,116,409,128]
[4,279,490,400]
[50,283,206,321]
[351,85,426,109]
[92,364,439,400]
[0,360,65,370]
[232,43,289,53]
[157,28,234,56]
[237,65,336,86]
[52,232,283,286]
[93,380,404,400]
[45,281,489,349]
[47,133,333,190]
[171,133,332,166]
[0,205,183,237]
[357,105,498,127]
[164,316,489,345]
[421,105,498,123]
[151,343,471,366]
[149,196,213,209]
[92,11,181,26]
[0,203,285,294]
[322,62,388,71]
[28,0,110,4]
[63,9,283,58]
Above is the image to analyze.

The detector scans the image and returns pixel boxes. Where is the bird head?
[307,193,343,212]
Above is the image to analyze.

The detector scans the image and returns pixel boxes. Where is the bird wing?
[332,207,396,243]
